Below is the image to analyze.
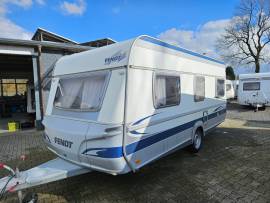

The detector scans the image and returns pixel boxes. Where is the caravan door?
[203,110,208,126]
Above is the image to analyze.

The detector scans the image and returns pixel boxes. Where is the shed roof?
[32,28,116,48]
[80,38,116,47]
[0,37,91,52]
[32,28,78,44]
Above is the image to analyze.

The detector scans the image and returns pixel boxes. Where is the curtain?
[56,78,83,108]
[54,71,108,110]
[155,76,166,107]
[217,80,225,97]
[81,75,106,109]
[196,77,205,98]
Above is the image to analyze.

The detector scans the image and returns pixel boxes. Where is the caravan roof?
[54,35,225,77]
[239,72,270,80]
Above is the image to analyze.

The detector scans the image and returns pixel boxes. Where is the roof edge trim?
[139,36,225,65]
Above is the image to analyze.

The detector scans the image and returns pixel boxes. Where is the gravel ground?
[0,103,269,203]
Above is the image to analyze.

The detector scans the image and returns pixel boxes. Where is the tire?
[189,129,203,153]
[22,192,38,203]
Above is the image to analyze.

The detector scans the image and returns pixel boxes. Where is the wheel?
[189,129,203,153]
[22,192,38,203]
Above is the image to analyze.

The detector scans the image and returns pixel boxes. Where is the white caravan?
[238,73,270,108]
[0,36,226,199]
[226,80,235,99]
[232,80,239,98]
[42,35,226,174]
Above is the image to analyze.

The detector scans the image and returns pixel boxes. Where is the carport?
[0,28,117,133]
[0,38,91,132]
[0,48,36,133]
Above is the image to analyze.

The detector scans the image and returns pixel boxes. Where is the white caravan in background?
[232,80,239,98]
[238,72,270,108]
[0,36,226,198]
[226,80,235,99]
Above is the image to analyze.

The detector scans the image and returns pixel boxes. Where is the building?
[0,28,115,132]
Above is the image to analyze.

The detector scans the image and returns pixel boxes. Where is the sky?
[0,0,269,73]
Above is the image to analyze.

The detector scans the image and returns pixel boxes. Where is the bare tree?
[217,0,270,73]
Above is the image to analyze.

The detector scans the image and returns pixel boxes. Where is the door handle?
[203,111,208,122]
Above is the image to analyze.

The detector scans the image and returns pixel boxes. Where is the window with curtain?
[54,71,110,111]
[226,84,232,91]
[194,76,205,102]
[216,79,225,98]
[243,82,260,91]
[154,74,180,108]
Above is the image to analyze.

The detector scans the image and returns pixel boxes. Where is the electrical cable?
[0,174,15,201]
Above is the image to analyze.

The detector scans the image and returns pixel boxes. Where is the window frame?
[215,78,225,98]
[54,70,111,112]
[0,79,28,97]
[226,84,232,91]
[194,75,205,102]
[243,82,261,91]
[152,71,181,109]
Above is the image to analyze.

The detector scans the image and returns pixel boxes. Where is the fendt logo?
[104,51,127,65]
[54,137,73,148]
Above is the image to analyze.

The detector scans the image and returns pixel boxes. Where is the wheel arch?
[192,121,205,142]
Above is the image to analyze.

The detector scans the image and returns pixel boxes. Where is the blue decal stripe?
[83,109,226,158]
[219,109,226,115]
[130,130,147,135]
[140,36,225,65]
[214,106,224,112]
[132,113,158,126]
[208,112,218,120]
[82,147,122,158]
[125,118,201,156]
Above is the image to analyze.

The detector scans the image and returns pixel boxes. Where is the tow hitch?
[0,158,91,202]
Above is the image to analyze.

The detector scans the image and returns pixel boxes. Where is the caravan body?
[43,36,226,175]
[226,80,235,99]
[238,73,270,107]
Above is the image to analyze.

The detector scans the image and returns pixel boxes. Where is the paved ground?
[0,103,270,203]
[227,100,270,121]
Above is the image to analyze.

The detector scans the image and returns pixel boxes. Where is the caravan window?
[226,84,232,91]
[194,76,205,102]
[54,71,110,111]
[216,79,225,98]
[153,74,180,108]
[243,82,260,91]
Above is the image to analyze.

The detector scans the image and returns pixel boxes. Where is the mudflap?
[0,158,91,193]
